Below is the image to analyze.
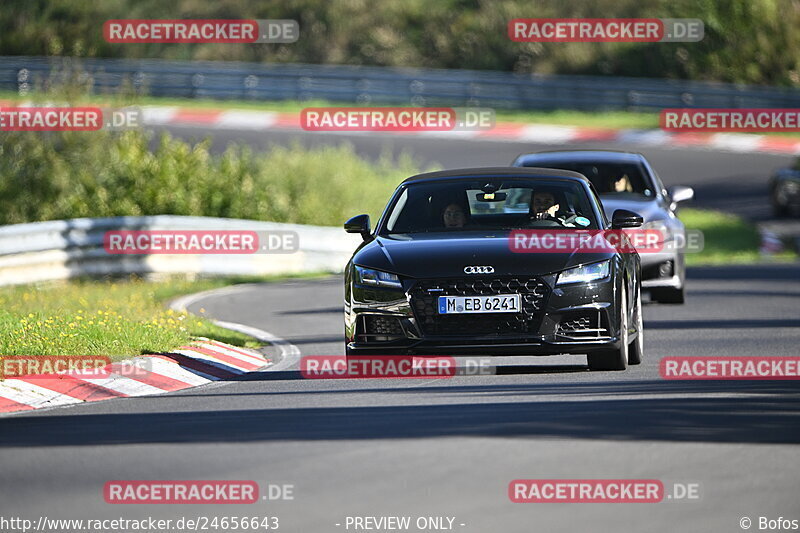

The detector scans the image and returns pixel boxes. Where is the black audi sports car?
[513,150,693,303]
[343,167,644,371]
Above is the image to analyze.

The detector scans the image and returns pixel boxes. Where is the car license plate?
[438,294,521,314]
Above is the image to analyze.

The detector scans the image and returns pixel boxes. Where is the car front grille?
[409,277,550,336]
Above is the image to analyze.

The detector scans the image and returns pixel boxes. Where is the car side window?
[645,162,668,199]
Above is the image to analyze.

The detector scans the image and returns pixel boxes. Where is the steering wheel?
[528,217,563,228]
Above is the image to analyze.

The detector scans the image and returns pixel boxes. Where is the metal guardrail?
[0,216,361,286]
[2,56,800,111]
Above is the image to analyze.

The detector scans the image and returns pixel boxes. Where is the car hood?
[600,195,663,223]
[352,231,614,279]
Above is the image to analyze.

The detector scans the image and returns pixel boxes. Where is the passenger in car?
[442,203,467,228]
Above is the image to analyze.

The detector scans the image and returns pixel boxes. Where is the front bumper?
[639,250,683,289]
[346,273,621,356]
[346,337,623,356]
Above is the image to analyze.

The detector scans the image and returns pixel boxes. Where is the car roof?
[515,150,645,164]
[401,166,590,185]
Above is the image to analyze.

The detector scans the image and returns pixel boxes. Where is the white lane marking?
[130,357,212,387]
[416,130,479,139]
[169,284,261,313]
[709,133,763,152]
[213,319,300,372]
[616,129,673,145]
[197,342,267,367]
[216,111,278,130]
[173,349,247,374]
[0,385,43,408]
[80,376,167,397]
[518,125,578,143]
[141,106,178,125]
[170,285,287,367]
[0,380,83,408]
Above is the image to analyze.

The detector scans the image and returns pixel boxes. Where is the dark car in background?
[512,150,694,303]
[343,167,644,371]
[770,158,800,217]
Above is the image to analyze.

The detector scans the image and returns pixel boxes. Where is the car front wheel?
[588,284,629,371]
[627,285,643,365]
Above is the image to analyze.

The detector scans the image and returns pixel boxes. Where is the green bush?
[0,127,424,226]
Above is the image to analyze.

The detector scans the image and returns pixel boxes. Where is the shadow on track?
[3,379,799,447]
[644,318,800,329]
[687,264,800,282]
[209,363,591,383]
[280,306,343,315]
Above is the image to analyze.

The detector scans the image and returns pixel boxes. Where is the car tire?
[627,285,643,365]
[773,203,789,218]
[772,186,790,217]
[650,286,685,304]
[588,284,629,371]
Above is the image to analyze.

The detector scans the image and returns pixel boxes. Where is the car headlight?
[557,260,610,285]
[354,266,403,289]
[640,220,673,241]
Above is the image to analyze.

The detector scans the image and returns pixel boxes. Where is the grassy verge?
[0,273,327,359]
[679,208,797,265]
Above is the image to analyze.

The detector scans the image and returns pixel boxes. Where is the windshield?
[520,160,655,197]
[381,178,600,234]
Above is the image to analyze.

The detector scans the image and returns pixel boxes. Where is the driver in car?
[609,174,633,193]
[531,191,578,227]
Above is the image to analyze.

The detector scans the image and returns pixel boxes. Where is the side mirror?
[668,186,694,210]
[344,214,371,240]
[611,209,643,229]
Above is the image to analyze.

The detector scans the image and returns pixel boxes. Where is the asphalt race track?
[1,130,799,532]
[2,266,799,531]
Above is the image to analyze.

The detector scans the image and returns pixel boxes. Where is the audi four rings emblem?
[464,265,495,274]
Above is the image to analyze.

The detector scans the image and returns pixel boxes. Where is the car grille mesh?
[364,315,404,336]
[556,310,608,338]
[409,277,549,336]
